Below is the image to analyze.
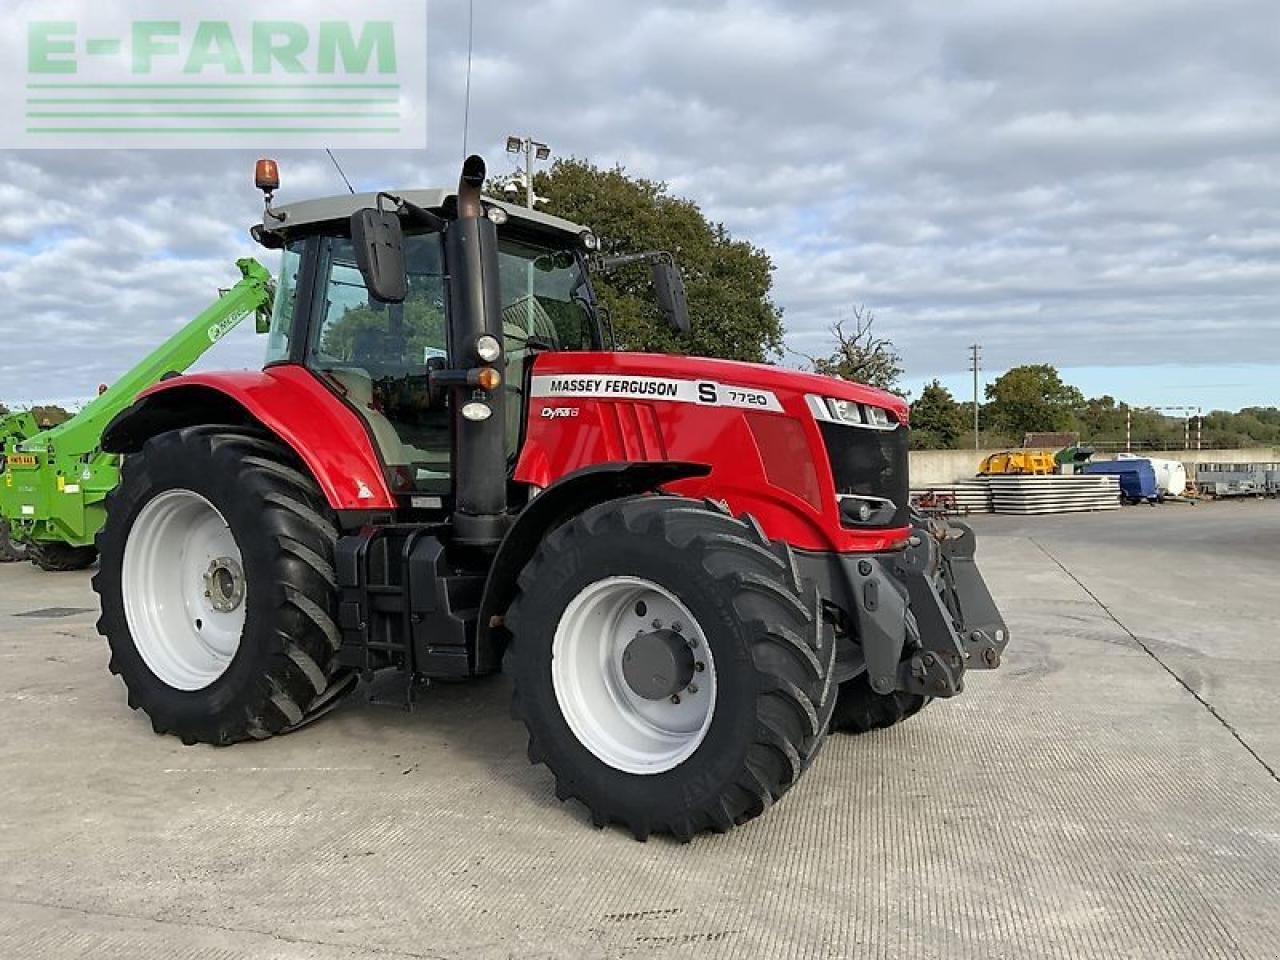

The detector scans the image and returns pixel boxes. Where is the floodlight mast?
[505,133,551,208]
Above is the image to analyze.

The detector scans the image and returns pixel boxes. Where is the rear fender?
[102,368,395,510]
[474,460,710,671]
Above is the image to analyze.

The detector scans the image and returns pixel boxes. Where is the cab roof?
[260,189,590,240]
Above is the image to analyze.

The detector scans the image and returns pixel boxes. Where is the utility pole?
[1124,404,1131,452]
[969,344,982,450]
[524,140,533,208]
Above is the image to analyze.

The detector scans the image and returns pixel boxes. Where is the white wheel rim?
[552,576,717,775]
[122,489,246,691]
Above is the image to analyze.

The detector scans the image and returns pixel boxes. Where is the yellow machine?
[979,450,1056,475]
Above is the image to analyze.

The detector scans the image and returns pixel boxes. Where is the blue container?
[1083,459,1160,502]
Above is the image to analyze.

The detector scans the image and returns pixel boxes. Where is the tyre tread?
[93,427,354,746]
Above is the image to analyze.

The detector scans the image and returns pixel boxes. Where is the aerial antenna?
[461,0,475,158]
[325,148,355,194]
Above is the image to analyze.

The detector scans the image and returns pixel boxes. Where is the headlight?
[806,394,898,430]
[838,494,898,526]
[475,334,501,363]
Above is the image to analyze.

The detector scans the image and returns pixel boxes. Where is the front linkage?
[804,512,1008,701]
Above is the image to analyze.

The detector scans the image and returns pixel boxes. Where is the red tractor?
[93,156,1007,840]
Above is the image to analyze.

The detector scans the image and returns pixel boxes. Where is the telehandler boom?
[0,259,273,569]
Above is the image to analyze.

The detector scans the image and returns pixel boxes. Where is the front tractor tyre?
[507,496,837,841]
[831,675,930,734]
[93,427,355,745]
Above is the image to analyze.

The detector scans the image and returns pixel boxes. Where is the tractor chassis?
[335,511,1008,704]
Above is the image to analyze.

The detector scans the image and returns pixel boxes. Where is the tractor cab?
[253,176,607,502]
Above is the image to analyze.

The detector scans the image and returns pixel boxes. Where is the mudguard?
[101,365,396,510]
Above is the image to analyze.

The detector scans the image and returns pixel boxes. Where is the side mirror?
[351,208,408,304]
[651,260,691,335]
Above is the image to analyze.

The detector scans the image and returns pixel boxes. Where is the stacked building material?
[910,478,993,514]
[986,475,1122,515]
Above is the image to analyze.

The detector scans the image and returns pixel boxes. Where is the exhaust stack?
[447,155,508,548]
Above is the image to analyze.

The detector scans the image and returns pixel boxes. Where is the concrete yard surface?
[1,502,1278,959]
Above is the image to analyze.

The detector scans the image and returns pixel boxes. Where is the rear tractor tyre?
[507,495,837,841]
[29,540,98,572]
[831,674,930,735]
[93,426,355,745]
[0,520,28,563]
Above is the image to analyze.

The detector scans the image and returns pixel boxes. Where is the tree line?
[907,366,1280,451]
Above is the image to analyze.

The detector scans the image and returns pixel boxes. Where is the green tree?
[29,404,71,429]
[984,364,1085,440]
[526,159,784,363]
[795,305,903,393]
[910,380,967,448]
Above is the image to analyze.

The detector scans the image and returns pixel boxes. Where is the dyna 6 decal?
[529,374,784,413]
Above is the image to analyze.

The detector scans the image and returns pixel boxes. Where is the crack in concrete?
[0,895,453,960]
[1031,537,1280,788]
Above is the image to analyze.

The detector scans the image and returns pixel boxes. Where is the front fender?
[102,366,395,510]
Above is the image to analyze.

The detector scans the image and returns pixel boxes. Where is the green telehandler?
[0,259,274,570]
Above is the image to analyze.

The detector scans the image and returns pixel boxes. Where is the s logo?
[697,382,719,404]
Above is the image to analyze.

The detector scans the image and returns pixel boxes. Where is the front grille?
[818,421,910,528]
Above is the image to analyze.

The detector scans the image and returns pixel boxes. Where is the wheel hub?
[551,576,718,774]
[122,489,246,691]
[621,628,695,701]
[204,557,245,613]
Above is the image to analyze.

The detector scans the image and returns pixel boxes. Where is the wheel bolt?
[669,694,681,704]
[694,661,705,672]
[652,619,663,629]
[687,636,699,648]
[687,683,698,694]
[672,622,683,633]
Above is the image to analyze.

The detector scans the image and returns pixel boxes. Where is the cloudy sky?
[1,0,1277,413]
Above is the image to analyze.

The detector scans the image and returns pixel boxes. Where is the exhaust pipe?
[457,154,486,220]
[447,155,509,548]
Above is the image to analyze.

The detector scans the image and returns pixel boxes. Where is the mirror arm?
[376,191,448,233]
[591,250,674,273]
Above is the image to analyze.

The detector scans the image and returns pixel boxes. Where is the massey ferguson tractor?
[93,156,1007,840]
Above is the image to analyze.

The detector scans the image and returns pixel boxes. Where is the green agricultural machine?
[0,259,274,570]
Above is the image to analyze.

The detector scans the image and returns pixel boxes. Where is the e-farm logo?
[3,0,426,149]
